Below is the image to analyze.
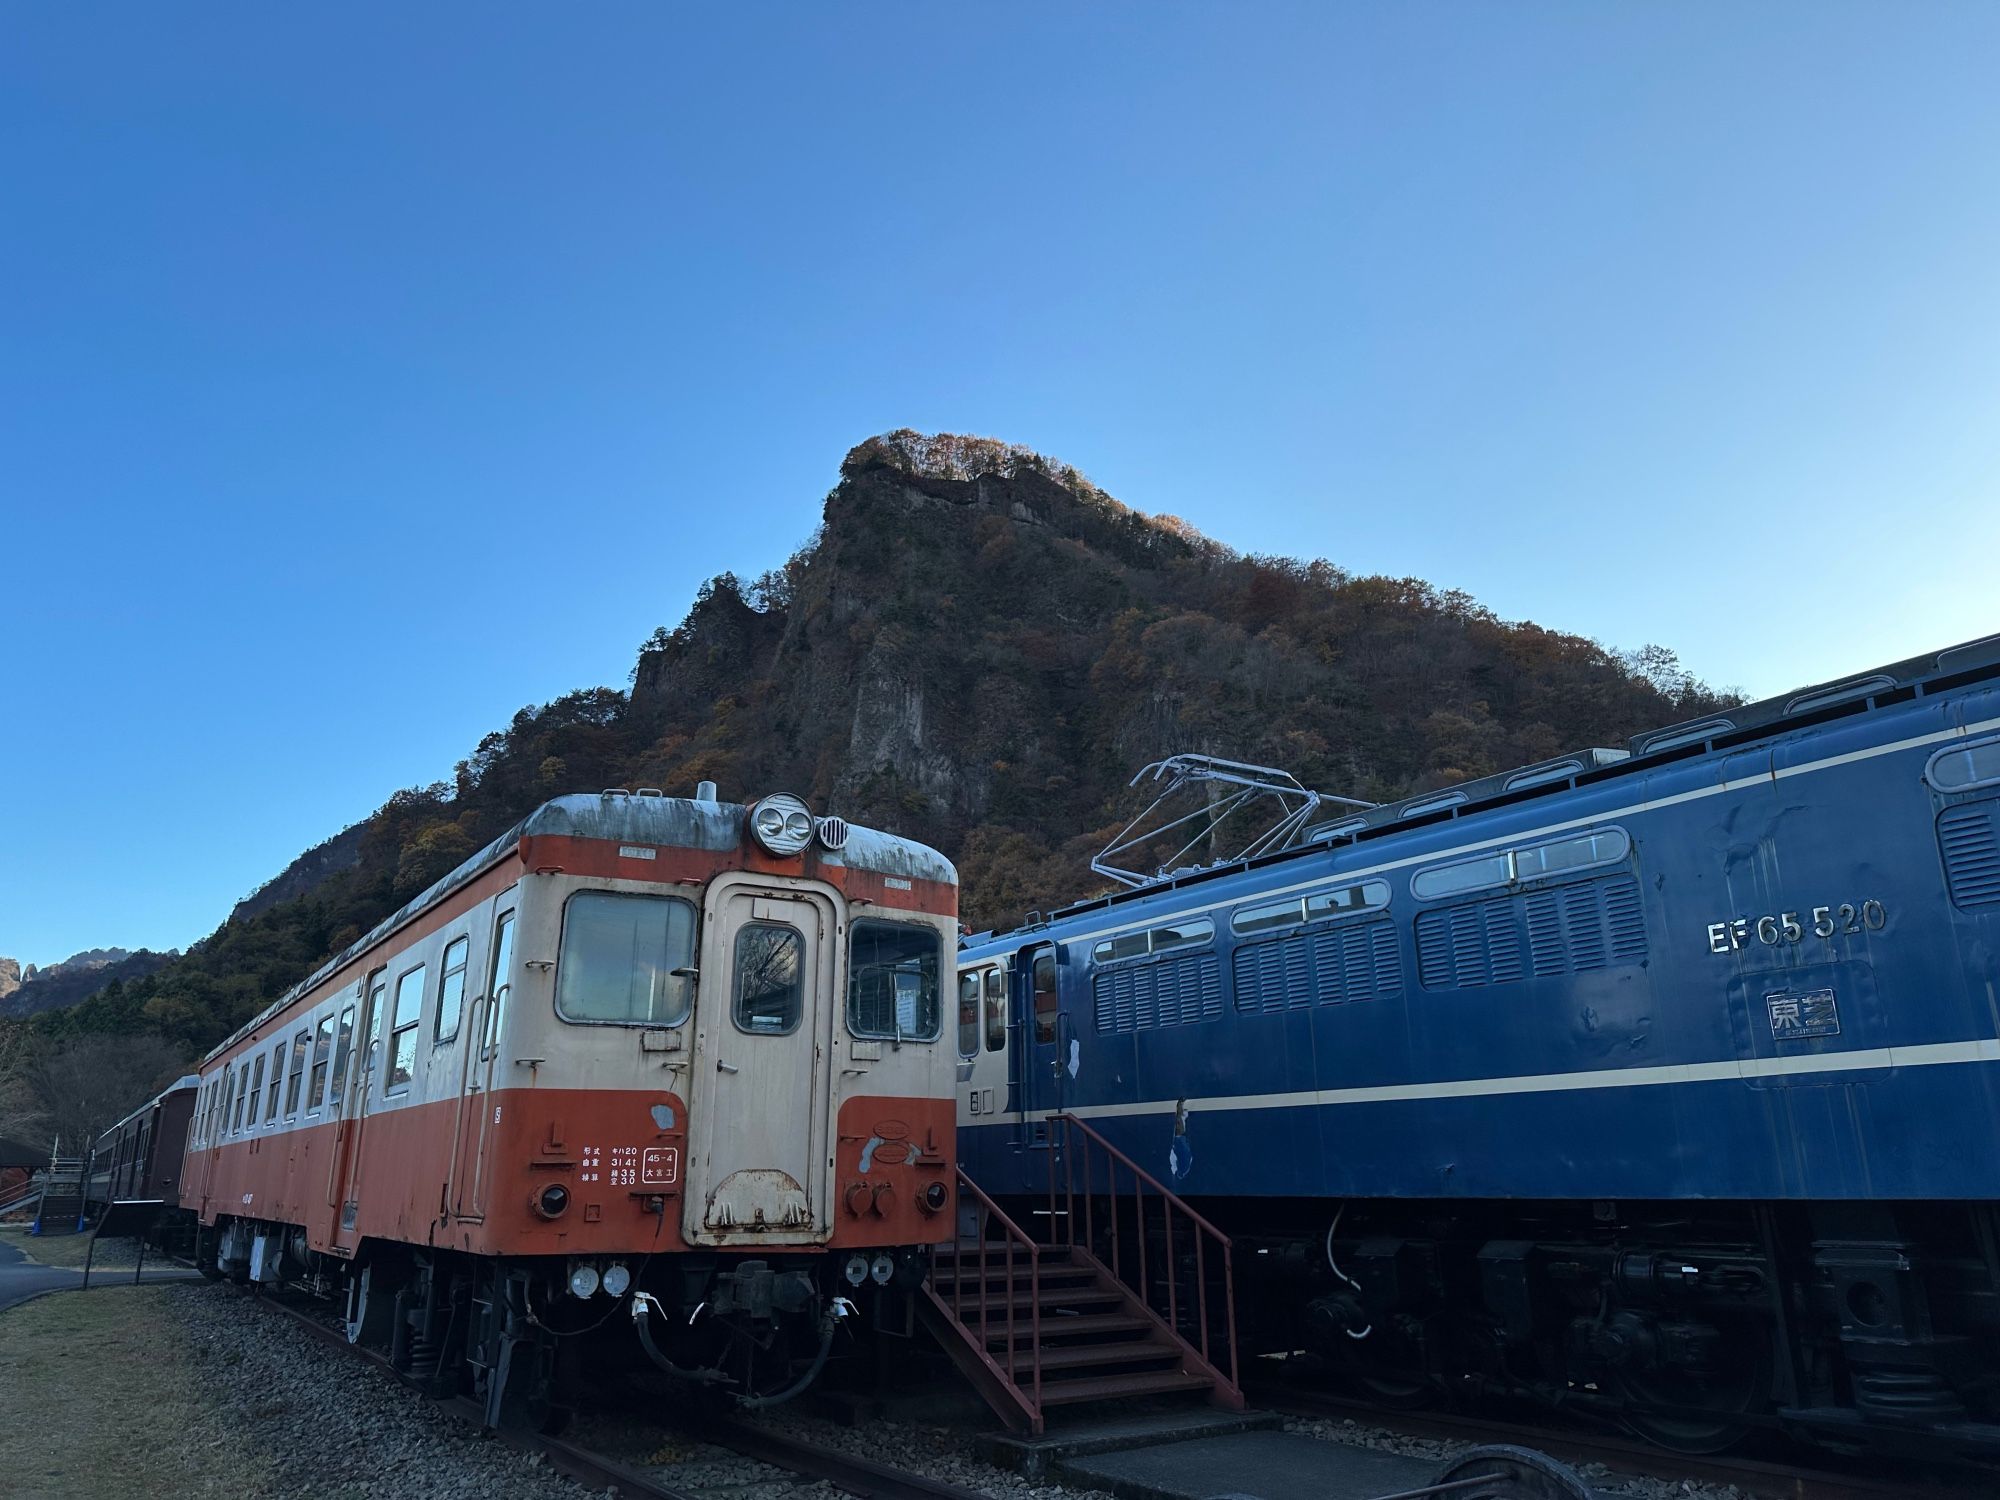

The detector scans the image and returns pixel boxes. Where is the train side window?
[308,1015,335,1110]
[1093,932,1149,963]
[1411,850,1512,900]
[733,923,804,1035]
[485,911,515,1055]
[283,1028,310,1117]
[387,966,425,1092]
[984,968,1007,1051]
[265,1042,285,1122]
[556,892,695,1027]
[246,1054,266,1127]
[1928,736,2000,792]
[849,920,942,1041]
[1511,829,1629,880]
[224,1068,242,1135]
[435,936,470,1044]
[1303,879,1391,921]
[1233,897,1305,934]
[1033,952,1058,1046]
[1151,918,1214,952]
[364,971,388,1096]
[957,970,981,1057]
[329,1004,357,1103]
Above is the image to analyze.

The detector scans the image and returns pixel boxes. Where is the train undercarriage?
[193,1215,930,1429]
[1224,1196,2000,1460]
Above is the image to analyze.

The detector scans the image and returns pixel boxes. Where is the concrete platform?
[1055,1430,1444,1500]
[976,1403,1285,1480]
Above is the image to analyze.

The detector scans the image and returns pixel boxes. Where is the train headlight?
[534,1184,570,1219]
[870,1252,896,1285]
[748,793,814,856]
[601,1262,631,1298]
[569,1263,601,1299]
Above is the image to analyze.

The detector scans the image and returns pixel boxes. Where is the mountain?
[25,430,1726,1055]
[0,948,176,1019]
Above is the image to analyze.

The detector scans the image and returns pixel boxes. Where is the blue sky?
[3,3,1997,967]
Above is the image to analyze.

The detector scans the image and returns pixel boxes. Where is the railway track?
[1254,1377,1976,1500]
[236,1285,986,1500]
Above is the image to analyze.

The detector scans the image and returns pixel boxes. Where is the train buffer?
[919,1113,1242,1435]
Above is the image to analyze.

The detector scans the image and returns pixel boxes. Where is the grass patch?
[0,1285,273,1499]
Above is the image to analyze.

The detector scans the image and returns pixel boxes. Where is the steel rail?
[1253,1377,1981,1500]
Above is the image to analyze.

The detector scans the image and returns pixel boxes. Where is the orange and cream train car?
[180,787,958,1424]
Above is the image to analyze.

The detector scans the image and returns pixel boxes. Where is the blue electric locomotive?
[957,632,2000,1456]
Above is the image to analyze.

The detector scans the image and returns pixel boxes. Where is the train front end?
[369,788,958,1422]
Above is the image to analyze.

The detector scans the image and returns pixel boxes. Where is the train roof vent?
[1632,718,1735,757]
[1785,674,1897,716]
[1400,790,1467,819]
[1304,813,1369,843]
[1937,634,2000,676]
[1504,758,1583,793]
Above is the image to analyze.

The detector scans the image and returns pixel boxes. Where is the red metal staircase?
[919,1113,1241,1434]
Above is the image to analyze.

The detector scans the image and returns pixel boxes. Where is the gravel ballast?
[164,1282,588,1500]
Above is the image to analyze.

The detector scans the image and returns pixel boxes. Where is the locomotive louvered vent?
[1093,951,1224,1033]
[1233,918,1402,1013]
[1418,876,1647,990]
[1938,800,2000,909]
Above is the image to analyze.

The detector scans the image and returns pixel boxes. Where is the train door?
[1015,943,1065,1153]
[450,907,514,1221]
[333,966,387,1245]
[685,875,836,1247]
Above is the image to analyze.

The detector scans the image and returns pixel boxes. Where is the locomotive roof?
[1020,629,2000,932]
[203,793,954,1066]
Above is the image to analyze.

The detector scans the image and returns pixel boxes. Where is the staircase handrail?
[945,1165,1042,1418]
[1049,1112,1233,1243]
[1049,1111,1241,1397]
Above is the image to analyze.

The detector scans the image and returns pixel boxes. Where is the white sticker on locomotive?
[1766,988,1840,1039]
[642,1146,680,1186]
[1705,901,1885,954]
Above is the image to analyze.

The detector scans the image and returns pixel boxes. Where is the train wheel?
[1353,1371,1436,1409]
[1606,1326,1769,1454]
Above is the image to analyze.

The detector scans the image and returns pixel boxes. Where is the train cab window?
[849,920,942,1041]
[308,1016,335,1110]
[246,1054,266,1128]
[283,1028,310,1116]
[329,1004,356,1103]
[556,891,695,1027]
[1032,951,1059,1046]
[957,971,981,1057]
[733,923,804,1035]
[435,936,470,1044]
[984,968,1006,1051]
[265,1042,285,1122]
[485,911,515,1055]
[387,966,425,1092]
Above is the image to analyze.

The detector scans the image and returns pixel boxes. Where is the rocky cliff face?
[621,430,1723,922]
[0,958,19,1002]
[0,948,174,1018]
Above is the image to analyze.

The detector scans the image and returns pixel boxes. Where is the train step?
[979,1312,1156,1345]
[1002,1337,1180,1374]
[1036,1370,1219,1406]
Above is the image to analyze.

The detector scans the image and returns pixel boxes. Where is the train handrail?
[1047,1111,1241,1398]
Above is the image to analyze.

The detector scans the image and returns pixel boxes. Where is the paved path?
[0,1234,200,1313]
